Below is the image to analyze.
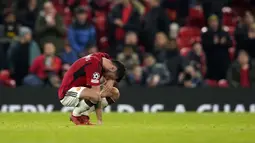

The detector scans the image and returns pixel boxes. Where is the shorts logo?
[76,87,81,91]
[93,72,100,80]
[66,91,78,97]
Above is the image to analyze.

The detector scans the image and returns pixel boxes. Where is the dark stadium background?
[0,0,255,113]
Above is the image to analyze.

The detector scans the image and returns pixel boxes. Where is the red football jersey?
[58,55,103,99]
[91,52,111,60]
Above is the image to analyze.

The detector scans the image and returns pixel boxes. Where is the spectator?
[123,31,144,60]
[154,32,170,63]
[202,15,232,81]
[60,40,78,65]
[124,31,140,52]
[179,65,204,88]
[108,0,140,52]
[235,11,254,58]
[117,45,140,73]
[0,1,9,24]
[227,50,255,88]
[68,6,96,56]
[24,42,62,87]
[16,0,38,30]
[201,0,226,25]
[0,10,19,69]
[124,65,144,86]
[61,63,71,79]
[2,10,19,41]
[165,39,187,85]
[0,45,5,70]
[244,23,255,59]
[86,44,98,55]
[0,70,16,88]
[142,0,169,52]
[35,1,65,54]
[8,27,41,85]
[143,54,170,87]
[187,42,207,76]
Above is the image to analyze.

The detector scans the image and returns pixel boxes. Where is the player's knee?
[91,91,101,103]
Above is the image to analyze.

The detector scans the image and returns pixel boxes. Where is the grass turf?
[0,113,254,143]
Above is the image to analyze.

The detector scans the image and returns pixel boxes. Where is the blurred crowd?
[0,0,255,88]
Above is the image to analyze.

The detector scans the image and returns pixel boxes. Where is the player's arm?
[86,57,104,124]
[100,79,115,97]
[95,101,103,125]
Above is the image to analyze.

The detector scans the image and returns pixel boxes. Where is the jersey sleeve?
[102,53,111,59]
[85,57,102,87]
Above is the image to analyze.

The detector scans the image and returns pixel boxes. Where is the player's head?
[103,59,126,82]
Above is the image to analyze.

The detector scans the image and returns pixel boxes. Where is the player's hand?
[100,80,115,97]
[97,120,103,125]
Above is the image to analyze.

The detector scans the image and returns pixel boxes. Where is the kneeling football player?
[78,86,120,125]
[58,54,125,125]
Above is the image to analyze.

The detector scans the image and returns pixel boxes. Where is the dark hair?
[112,60,126,82]
[87,44,97,50]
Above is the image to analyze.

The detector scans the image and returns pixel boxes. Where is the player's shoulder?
[93,52,111,59]
[81,54,100,62]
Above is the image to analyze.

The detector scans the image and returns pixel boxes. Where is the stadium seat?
[229,47,235,61]
[63,8,72,26]
[188,7,205,27]
[0,70,10,81]
[94,11,107,32]
[223,16,238,27]
[177,38,193,48]
[229,26,235,36]
[189,7,203,19]
[222,7,237,27]
[205,79,218,87]
[179,26,201,38]
[177,36,200,48]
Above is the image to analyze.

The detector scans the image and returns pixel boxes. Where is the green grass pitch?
[0,113,254,143]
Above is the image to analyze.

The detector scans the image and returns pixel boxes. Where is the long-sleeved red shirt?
[30,55,62,79]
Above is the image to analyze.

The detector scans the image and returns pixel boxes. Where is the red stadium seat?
[0,70,10,81]
[177,38,193,48]
[63,8,72,26]
[222,7,238,27]
[179,27,201,38]
[205,79,218,87]
[189,7,203,19]
[188,7,205,27]
[224,26,235,36]
[94,11,107,32]
[229,47,235,61]
[177,36,200,48]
